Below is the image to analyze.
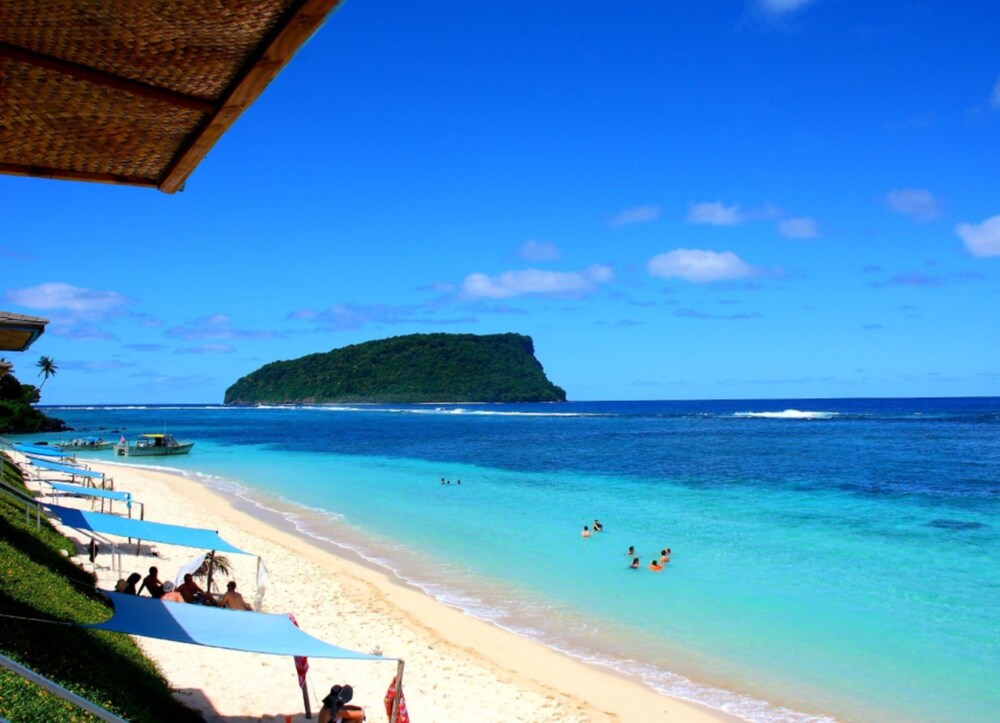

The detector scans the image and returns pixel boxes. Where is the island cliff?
[223,333,567,404]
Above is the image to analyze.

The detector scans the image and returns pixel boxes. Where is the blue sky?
[2,0,998,404]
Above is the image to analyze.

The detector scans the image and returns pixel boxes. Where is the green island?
[224,332,567,404]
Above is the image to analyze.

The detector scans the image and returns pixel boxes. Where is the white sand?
[24,455,733,722]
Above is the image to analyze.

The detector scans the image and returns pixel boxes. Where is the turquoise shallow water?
[25,398,1000,722]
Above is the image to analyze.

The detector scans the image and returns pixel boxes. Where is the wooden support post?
[390,659,405,723]
[205,550,217,594]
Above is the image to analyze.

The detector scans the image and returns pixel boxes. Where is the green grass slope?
[0,455,202,722]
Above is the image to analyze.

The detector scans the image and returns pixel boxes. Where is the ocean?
[25,398,1000,722]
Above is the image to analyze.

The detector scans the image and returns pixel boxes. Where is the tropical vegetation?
[224,332,567,404]
[0,372,66,434]
[36,356,58,389]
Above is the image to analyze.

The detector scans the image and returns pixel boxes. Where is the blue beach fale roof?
[47,482,131,504]
[28,456,105,480]
[13,442,72,459]
[88,592,387,660]
[45,504,245,555]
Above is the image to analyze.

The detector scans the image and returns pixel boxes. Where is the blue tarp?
[45,504,245,554]
[28,457,104,479]
[14,443,71,459]
[47,482,131,504]
[88,592,386,660]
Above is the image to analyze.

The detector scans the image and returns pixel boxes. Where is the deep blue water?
[26,398,1000,722]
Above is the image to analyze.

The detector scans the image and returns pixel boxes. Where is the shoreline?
[63,458,734,722]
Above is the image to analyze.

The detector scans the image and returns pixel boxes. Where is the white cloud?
[886,188,942,222]
[200,313,231,326]
[777,216,819,239]
[992,76,1000,107]
[462,265,613,298]
[686,201,743,226]
[608,205,661,227]
[758,0,815,14]
[647,249,759,283]
[175,343,236,354]
[5,282,127,315]
[955,215,1000,257]
[516,239,561,261]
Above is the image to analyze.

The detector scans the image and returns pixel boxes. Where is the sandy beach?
[23,455,732,723]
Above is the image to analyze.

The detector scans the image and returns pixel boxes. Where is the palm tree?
[37,356,58,388]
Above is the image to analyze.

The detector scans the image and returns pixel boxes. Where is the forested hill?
[223,333,567,404]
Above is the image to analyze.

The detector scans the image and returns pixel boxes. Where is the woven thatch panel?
[0,60,205,181]
[0,0,298,99]
[0,0,340,191]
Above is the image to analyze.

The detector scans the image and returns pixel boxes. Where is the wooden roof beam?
[0,41,217,114]
[0,162,158,189]
[156,0,345,194]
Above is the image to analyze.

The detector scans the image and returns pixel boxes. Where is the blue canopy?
[28,457,104,479]
[88,592,386,660]
[47,482,131,504]
[45,504,245,554]
[14,442,71,459]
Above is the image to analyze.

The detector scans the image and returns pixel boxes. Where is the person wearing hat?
[320,684,364,722]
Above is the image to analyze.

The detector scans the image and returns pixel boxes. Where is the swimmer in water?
[630,557,640,569]
[649,559,664,572]
[581,525,591,538]
[626,545,635,557]
[593,519,603,532]
[660,548,671,562]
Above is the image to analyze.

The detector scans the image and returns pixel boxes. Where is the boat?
[55,437,115,451]
[114,433,194,457]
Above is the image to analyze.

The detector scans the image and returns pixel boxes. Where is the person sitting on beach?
[593,519,603,532]
[161,589,185,603]
[176,573,215,605]
[648,559,664,572]
[138,566,166,598]
[660,548,672,563]
[318,684,358,723]
[581,525,591,538]
[626,545,635,557]
[122,572,141,595]
[630,557,640,569]
[219,580,252,610]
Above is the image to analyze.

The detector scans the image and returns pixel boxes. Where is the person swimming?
[593,518,603,532]
[660,548,671,562]
[626,545,635,556]
[581,525,591,538]
[648,559,664,572]
[629,557,640,569]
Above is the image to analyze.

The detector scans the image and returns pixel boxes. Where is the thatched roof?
[0,0,343,193]
[0,311,48,352]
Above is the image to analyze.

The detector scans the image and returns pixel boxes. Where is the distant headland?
[223,332,567,404]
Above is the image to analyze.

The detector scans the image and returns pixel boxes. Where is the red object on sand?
[384,676,410,723]
[286,613,309,687]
